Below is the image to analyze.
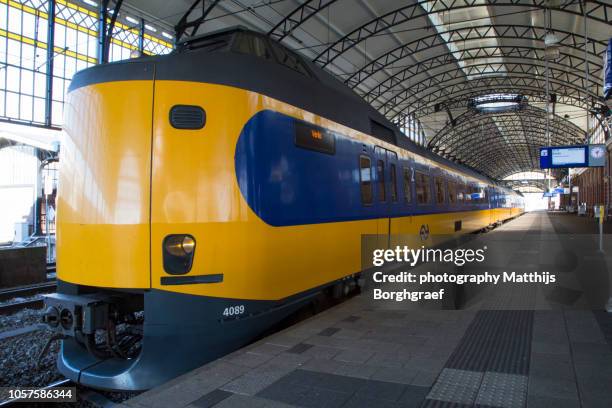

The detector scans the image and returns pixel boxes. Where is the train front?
[39,58,261,391]
[38,60,162,391]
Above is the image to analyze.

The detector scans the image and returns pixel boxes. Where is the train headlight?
[43,306,60,328]
[163,235,196,275]
[60,308,74,330]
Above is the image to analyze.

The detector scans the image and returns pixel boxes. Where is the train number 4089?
[222,305,245,317]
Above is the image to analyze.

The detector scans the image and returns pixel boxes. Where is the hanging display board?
[540,145,605,168]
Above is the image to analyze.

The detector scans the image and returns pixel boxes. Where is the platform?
[123,211,612,408]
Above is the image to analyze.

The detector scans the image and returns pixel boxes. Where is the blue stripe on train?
[234,110,498,227]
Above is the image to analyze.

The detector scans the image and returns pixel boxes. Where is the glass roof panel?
[422,0,507,79]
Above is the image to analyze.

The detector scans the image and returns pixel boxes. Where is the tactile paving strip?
[593,310,612,352]
[444,310,534,375]
[436,368,483,388]
[425,311,533,407]
[426,369,482,404]
[474,371,528,408]
[421,397,473,407]
[425,369,528,408]
[426,380,479,405]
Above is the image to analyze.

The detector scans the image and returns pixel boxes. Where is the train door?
[374,146,399,249]
[387,150,400,248]
[390,154,412,249]
[149,81,240,293]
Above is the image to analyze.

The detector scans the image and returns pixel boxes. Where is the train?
[41,27,524,391]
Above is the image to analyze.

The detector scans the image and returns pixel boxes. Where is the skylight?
[471,93,525,113]
[504,171,554,180]
[422,0,507,80]
[476,101,519,109]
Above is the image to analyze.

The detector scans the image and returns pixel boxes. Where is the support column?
[44,0,56,127]
[138,18,145,55]
[97,0,109,64]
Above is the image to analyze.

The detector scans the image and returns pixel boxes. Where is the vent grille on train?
[169,105,206,129]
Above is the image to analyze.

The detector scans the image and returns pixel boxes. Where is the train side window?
[415,171,430,204]
[464,184,471,203]
[359,156,373,205]
[377,160,386,201]
[403,167,412,203]
[470,185,480,203]
[390,164,398,202]
[434,176,445,204]
[448,181,457,204]
[474,186,482,203]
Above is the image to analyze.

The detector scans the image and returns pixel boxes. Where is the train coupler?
[42,293,111,337]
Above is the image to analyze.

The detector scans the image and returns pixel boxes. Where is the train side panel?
[149,82,521,302]
[150,82,375,301]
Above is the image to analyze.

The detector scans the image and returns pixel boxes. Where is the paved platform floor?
[124,212,612,408]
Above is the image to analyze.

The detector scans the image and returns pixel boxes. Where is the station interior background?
[0,0,610,257]
[1,0,173,256]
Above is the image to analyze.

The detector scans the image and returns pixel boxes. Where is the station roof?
[122,0,611,181]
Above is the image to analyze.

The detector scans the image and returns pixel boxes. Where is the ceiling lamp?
[470,93,527,113]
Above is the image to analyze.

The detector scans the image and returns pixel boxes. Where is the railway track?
[0,282,57,303]
[0,281,56,316]
[0,299,45,316]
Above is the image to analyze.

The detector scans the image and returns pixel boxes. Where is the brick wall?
[572,167,605,216]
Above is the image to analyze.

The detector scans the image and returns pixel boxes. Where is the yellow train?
[42,28,524,390]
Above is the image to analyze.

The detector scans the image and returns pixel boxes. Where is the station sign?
[539,144,605,169]
[553,187,565,194]
[543,192,556,197]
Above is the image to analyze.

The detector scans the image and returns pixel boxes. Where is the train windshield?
[231,32,312,77]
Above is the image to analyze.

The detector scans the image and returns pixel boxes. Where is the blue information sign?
[540,145,605,169]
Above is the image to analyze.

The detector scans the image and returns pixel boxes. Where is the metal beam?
[97,0,109,64]
[138,18,145,54]
[313,0,611,67]
[361,45,603,106]
[98,0,124,63]
[426,106,585,179]
[268,0,338,42]
[407,86,586,118]
[379,62,600,116]
[387,75,595,119]
[174,0,221,44]
[344,25,606,91]
[44,0,56,127]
